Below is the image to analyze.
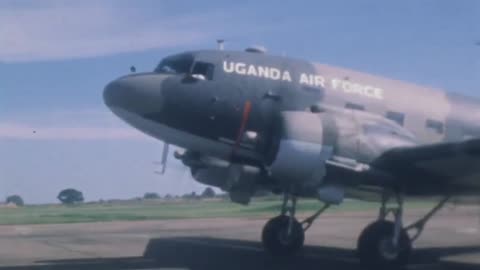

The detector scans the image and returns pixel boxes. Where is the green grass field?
[0,198,436,225]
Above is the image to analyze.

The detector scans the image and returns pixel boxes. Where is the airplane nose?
[103,74,166,115]
[103,79,129,108]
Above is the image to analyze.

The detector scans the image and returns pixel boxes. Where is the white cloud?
[0,1,224,62]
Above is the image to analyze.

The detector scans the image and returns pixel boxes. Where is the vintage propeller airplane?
[103,45,480,268]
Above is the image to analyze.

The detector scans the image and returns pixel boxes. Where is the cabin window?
[385,111,405,126]
[425,119,444,134]
[345,102,365,111]
[192,62,215,80]
[155,54,194,74]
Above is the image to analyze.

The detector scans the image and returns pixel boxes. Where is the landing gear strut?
[262,193,304,255]
[357,191,450,269]
[357,192,411,268]
[262,189,449,266]
[262,193,330,256]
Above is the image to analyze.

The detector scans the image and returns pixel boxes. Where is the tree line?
[3,187,222,206]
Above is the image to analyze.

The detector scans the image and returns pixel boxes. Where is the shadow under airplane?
[0,237,479,270]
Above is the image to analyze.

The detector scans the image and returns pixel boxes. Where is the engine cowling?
[268,109,417,191]
[181,107,417,204]
[269,112,333,189]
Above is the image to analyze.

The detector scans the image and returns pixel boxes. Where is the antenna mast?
[217,39,225,51]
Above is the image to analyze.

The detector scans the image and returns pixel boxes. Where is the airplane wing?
[371,138,480,194]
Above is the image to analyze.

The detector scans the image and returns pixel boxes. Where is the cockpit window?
[154,54,194,74]
[192,62,215,80]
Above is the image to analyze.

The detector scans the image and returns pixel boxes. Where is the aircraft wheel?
[357,220,411,269]
[262,215,304,256]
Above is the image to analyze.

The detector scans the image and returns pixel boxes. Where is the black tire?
[262,215,305,256]
[357,220,412,269]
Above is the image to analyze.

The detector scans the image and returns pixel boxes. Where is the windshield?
[154,54,194,74]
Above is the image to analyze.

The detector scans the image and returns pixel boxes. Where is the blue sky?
[0,0,479,203]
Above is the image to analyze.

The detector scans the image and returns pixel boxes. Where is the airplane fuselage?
[104,50,480,164]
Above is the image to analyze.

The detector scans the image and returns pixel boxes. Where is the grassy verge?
[0,198,435,225]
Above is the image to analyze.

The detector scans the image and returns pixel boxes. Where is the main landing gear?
[357,192,450,269]
[262,191,450,269]
[262,193,330,256]
[357,192,410,268]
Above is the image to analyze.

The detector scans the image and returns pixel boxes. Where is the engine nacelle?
[268,109,417,191]
[180,153,263,204]
[269,112,333,189]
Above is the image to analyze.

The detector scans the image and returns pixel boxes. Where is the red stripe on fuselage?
[231,101,252,157]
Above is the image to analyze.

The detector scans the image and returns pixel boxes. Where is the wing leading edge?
[372,138,480,195]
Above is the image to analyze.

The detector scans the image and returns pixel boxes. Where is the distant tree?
[143,192,160,200]
[164,194,172,200]
[182,191,198,200]
[57,188,84,205]
[6,195,24,206]
[201,187,216,198]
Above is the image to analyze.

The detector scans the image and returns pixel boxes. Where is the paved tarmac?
[0,207,479,269]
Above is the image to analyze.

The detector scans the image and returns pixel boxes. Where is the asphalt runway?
[0,207,479,270]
